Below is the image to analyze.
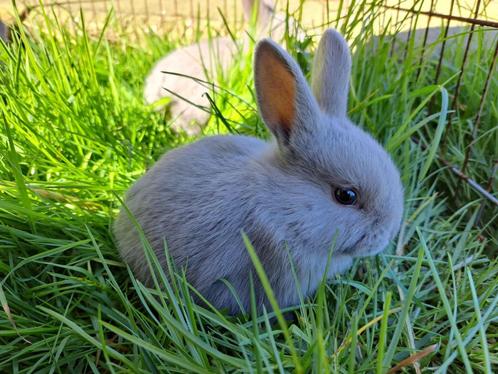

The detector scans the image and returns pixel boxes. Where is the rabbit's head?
[254,29,404,258]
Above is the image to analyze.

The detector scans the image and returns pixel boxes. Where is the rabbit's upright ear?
[254,39,317,144]
[311,29,352,117]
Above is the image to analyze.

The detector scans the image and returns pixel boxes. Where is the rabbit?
[143,0,299,136]
[115,29,404,315]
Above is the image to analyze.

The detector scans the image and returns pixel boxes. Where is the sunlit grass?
[0,0,496,372]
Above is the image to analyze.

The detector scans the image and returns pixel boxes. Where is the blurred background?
[1,0,498,36]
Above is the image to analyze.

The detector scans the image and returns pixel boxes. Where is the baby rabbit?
[143,0,294,136]
[115,29,404,314]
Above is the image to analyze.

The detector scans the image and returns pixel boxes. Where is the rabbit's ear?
[254,39,318,144]
[311,29,352,117]
[242,0,275,29]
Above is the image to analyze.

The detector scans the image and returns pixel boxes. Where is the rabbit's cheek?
[367,239,389,256]
[335,221,368,255]
[356,234,389,257]
[299,254,353,295]
[325,255,353,276]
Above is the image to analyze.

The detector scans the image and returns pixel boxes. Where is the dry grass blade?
[0,284,31,344]
[333,307,402,357]
[388,344,438,373]
[381,5,498,27]
[0,284,15,330]
[411,137,498,206]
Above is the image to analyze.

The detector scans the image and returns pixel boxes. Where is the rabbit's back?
[114,135,271,310]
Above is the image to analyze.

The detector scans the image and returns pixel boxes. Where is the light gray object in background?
[115,29,404,315]
[1,21,9,43]
[373,25,497,56]
[0,6,33,45]
[143,0,297,136]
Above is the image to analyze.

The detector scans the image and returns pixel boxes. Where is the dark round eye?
[334,188,358,205]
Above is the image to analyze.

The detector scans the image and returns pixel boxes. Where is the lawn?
[0,0,497,372]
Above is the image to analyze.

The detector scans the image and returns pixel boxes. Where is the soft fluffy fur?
[143,0,296,135]
[115,29,404,314]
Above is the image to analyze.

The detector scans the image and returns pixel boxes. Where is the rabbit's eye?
[334,188,358,206]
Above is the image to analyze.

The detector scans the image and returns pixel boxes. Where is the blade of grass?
[418,228,473,373]
[376,291,392,374]
[383,246,425,368]
[242,233,302,373]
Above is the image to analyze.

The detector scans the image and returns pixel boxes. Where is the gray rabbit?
[143,0,295,136]
[115,29,404,314]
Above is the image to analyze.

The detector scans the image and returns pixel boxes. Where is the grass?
[1,0,497,372]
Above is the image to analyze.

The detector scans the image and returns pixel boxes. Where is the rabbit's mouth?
[356,238,389,257]
[340,233,367,255]
[345,234,389,258]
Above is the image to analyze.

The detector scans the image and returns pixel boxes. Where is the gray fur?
[115,29,404,314]
[143,0,298,136]
[1,21,9,43]
[312,29,351,117]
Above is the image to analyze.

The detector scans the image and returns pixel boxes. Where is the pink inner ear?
[256,45,296,134]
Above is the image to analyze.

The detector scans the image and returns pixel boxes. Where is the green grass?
[1,0,497,372]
